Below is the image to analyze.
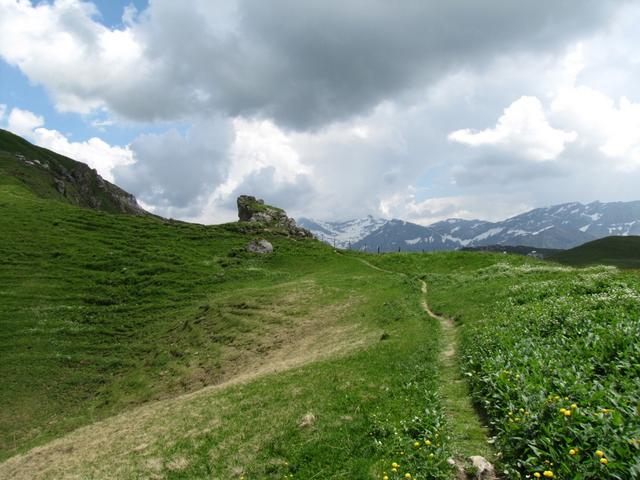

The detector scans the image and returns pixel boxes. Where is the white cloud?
[32,128,134,182]
[7,107,44,136]
[448,96,577,162]
[379,191,532,225]
[2,107,133,182]
[551,86,640,170]
[0,0,147,114]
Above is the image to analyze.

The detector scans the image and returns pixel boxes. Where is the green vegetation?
[0,128,143,213]
[454,264,640,479]
[364,253,640,479]
[0,166,454,478]
[1,133,638,479]
[550,236,640,269]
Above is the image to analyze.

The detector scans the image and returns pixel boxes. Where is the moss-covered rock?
[236,195,312,238]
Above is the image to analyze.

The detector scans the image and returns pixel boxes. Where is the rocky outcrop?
[2,128,146,215]
[237,195,312,238]
[246,239,273,254]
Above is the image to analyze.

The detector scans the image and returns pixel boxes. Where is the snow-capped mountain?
[299,200,640,252]
[297,215,387,248]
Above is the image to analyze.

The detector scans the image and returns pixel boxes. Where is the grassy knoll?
[550,236,640,269]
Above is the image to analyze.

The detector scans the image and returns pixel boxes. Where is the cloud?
[379,191,532,225]
[114,118,233,217]
[3,107,133,182]
[0,0,625,129]
[449,96,577,162]
[7,107,44,136]
[551,86,640,170]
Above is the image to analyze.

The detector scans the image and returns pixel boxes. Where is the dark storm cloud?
[17,0,623,130]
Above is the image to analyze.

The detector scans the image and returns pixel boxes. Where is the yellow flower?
[404,474,412,479]
[570,403,577,410]
[569,449,576,456]
[564,409,571,417]
[413,441,420,448]
[391,462,399,468]
[429,453,434,458]
[424,439,432,446]
[383,476,389,480]
[391,468,398,473]
[600,458,609,465]
[595,450,604,458]
[543,471,554,478]
[559,408,567,414]
[534,473,541,479]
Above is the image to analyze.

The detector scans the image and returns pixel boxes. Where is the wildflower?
[391,468,398,473]
[543,471,554,478]
[405,474,412,479]
[383,477,389,480]
[570,403,577,410]
[559,408,567,414]
[563,409,571,417]
[424,439,431,446]
[600,458,608,465]
[413,441,420,448]
[391,462,399,468]
[595,450,604,458]
[534,473,541,478]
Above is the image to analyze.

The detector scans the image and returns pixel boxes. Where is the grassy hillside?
[0,129,144,214]
[1,140,638,478]
[0,173,461,478]
[550,235,640,268]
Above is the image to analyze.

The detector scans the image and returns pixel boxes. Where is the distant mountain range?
[298,201,640,252]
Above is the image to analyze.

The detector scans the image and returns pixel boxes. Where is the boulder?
[468,456,495,480]
[246,239,273,254]
[237,195,312,238]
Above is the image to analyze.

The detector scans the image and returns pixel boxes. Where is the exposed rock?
[246,239,273,254]
[298,412,316,428]
[237,195,312,238]
[53,178,66,195]
[468,455,496,480]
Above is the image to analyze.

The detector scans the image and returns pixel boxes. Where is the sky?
[2,0,640,225]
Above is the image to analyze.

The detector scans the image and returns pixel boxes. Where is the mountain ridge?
[298,200,640,252]
[0,129,145,215]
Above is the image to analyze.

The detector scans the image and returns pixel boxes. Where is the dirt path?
[349,254,496,479]
[419,279,496,479]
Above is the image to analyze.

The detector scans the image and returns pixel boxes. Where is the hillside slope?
[0,129,144,214]
[0,167,458,478]
[549,235,640,268]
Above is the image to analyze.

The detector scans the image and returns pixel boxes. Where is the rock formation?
[237,195,312,238]
[246,239,274,254]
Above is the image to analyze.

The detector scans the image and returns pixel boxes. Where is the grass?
[0,174,456,478]
[550,236,640,269]
[0,128,143,214]
[1,133,638,478]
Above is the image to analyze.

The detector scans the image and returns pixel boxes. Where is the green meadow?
[1,137,639,479]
